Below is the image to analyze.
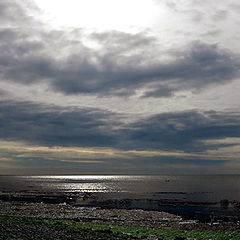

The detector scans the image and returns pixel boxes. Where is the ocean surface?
[1,175,240,203]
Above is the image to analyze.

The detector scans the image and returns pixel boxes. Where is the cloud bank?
[0,0,240,174]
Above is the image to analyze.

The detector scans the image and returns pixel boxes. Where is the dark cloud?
[0,101,118,147]
[0,101,240,153]
[1,100,240,174]
[1,0,240,174]
[0,1,239,98]
[124,111,240,152]
[1,31,239,98]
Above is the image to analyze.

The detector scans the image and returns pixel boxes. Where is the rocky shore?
[1,191,240,222]
[1,194,240,240]
[1,190,240,240]
[0,200,240,232]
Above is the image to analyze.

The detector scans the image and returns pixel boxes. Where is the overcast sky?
[0,0,240,175]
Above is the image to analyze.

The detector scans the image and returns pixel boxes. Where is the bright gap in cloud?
[34,0,160,32]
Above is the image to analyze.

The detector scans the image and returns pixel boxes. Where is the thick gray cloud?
[1,0,240,174]
[0,101,240,153]
[0,101,118,147]
[100,41,238,97]
[1,29,239,98]
[0,1,239,99]
[126,111,240,151]
[1,99,240,174]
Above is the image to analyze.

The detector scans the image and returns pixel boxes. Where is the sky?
[0,0,240,175]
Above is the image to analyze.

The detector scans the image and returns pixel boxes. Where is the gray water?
[1,175,240,203]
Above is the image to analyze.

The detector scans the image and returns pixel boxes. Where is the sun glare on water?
[34,0,159,32]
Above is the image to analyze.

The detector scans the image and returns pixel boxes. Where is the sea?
[1,175,240,219]
[1,174,240,201]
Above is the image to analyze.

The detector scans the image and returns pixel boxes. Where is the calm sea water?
[1,175,240,203]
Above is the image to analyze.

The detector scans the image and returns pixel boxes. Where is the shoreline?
[0,198,240,232]
[1,196,240,239]
[1,191,240,223]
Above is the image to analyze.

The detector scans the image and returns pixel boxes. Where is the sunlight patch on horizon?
[1,139,239,163]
